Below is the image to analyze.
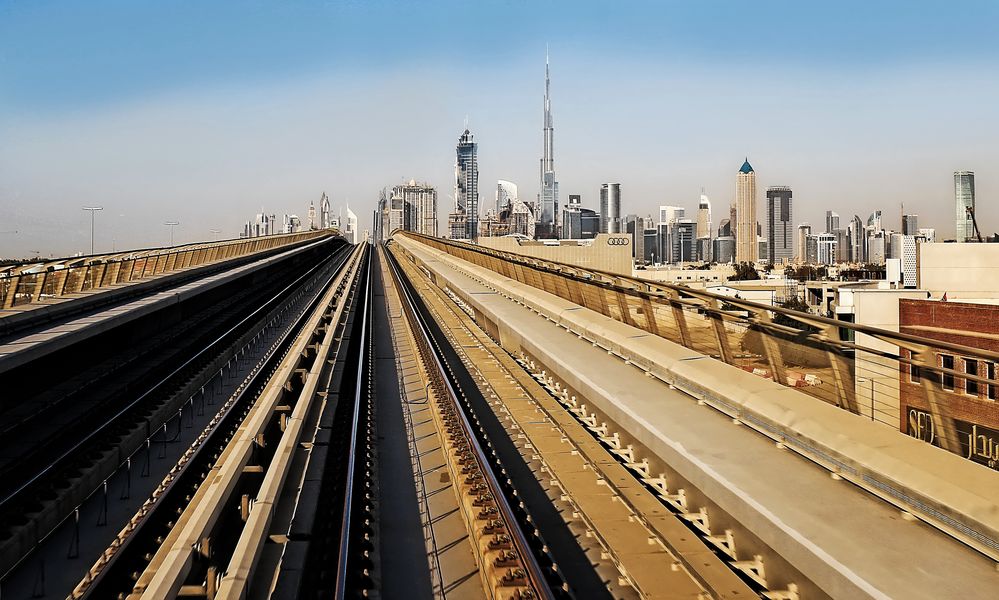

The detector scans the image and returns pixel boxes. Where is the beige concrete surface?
[397,234,999,600]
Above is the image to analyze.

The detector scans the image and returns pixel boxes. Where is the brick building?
[899,299,999,470]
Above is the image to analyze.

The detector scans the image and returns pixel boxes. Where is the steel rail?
[134,244,367,598]
[0,242,351,511]
[215,246,370,598]
[333,250,372,599]
[387,247,557,600]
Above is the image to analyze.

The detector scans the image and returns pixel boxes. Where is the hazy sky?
[2,1,998,257]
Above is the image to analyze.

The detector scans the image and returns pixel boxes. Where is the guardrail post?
[76,265,89,292]
[54,269,70,296]
[664,291,690,347]
[96,262,107,288]
[753,310,788,386]
[31,272,47,303]
[2,275,17,308]
[708,298,735,364]
[821,324,859,413]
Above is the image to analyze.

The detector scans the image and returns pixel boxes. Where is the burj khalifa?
[538,50,559,238]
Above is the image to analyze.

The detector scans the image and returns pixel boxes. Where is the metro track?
[72,244,366,599]
[0,239,352,594]
[386,245,581,600]
[82,243,371,599]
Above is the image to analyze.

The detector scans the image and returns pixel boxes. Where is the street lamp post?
[164,221,180,247]
[82,207,103,255]
[209,229,221,241]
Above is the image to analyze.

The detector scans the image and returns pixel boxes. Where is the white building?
[321,192,331,229]
[282,214,302,234]
[496,180,518,214]
[243,212,277,238]
[816,232,837,265]
[345,205,358,244]
[659,205,685,226]
[600,183,621,234]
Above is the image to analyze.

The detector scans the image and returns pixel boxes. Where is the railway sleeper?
[520,354,820,599]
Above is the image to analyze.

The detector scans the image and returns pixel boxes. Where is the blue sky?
[2,1,999,255]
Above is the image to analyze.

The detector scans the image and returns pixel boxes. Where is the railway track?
[72,243,363,598]
[0,239,352,596]
[82,243,370,599]
[385,245,563,600]
[386,241,766,599]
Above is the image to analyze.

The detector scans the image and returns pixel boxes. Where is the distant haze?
[2,1,998,257]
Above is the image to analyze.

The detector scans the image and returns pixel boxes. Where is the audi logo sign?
[607,237,630,246]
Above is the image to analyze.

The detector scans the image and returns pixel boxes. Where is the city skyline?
[2,1,999,256]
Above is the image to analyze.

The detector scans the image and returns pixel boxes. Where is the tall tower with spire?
[538,48,559,238]
[454,128,479,240]
[320,192,331,229]
[735,158,758,263]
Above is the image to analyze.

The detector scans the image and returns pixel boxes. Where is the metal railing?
[0,230,337,311]
[397,231,999,472]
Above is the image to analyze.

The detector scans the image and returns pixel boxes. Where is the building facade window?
[965,358,979,396]
[989,362,997,401]
[941,354,955,391]
[907,350,921,384]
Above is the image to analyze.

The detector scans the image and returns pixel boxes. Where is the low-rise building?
[899,298,999,471]
[917,243,999,300]
[477,233,633,275]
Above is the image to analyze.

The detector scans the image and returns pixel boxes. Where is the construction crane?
[966,206,984,243]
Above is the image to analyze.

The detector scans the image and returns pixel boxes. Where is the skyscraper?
[496,180,518,214]
[454,128,479,240]
[955,170,976,242]
[345,204,358,244]
[625,215,645,262]
[599,183,621,234]
[658,206,685,226]
[562,194,581,238]
[696,194,712,262]
[816,232,838,265]
[320,192,331,229]
[695,194,712,240]
[766,186,793,264]
[670,220,696,263]
[718,219,732,238]
[735,159,758,263]
[388,188,406,234]
[394,180,438,237]
[538,51,559,238]
[902,214,919,236]
[825,211,840,234]
[848,215,864,262]
[560,195,599,240]
[796,223,811,263]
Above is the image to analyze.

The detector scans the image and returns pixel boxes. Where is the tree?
[773,295,815,331]
[729,262,760,281]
